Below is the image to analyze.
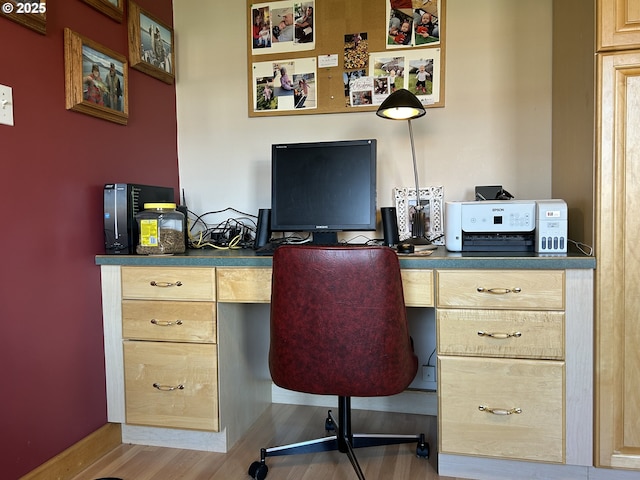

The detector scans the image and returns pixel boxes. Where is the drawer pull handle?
[149,281,183,288]
[476,287,522,294]
[477,331,522,339]
[153,383,184,392]
[478,405,522,415]
[150,319,183,327]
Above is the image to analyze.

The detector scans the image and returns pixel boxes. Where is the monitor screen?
[271,139,377,244]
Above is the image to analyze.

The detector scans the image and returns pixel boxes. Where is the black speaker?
[381,207,399,247]
[254,208,271,249]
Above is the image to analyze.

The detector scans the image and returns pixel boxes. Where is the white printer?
[445,199,568,253]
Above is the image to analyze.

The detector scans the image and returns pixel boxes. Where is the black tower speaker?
[381,207,399,247]
[254,208,271,249]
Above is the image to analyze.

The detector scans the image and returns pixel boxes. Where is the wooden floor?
[71,403,466,480]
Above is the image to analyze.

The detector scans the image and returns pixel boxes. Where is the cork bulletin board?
[247,0,445,117]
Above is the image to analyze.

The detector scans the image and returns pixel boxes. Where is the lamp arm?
[407,118,422,210]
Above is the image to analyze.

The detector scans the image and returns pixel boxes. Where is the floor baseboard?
[20,423,121,480]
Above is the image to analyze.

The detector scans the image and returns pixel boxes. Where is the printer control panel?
[461,202,535,233]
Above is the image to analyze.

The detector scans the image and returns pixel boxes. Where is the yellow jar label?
[140,219,159,247]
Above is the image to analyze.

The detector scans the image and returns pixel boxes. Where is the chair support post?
[337,396,352,453]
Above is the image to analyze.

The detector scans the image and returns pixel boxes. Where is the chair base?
[248,397,429,480]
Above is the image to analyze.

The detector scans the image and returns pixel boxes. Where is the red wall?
[1,1,178,477]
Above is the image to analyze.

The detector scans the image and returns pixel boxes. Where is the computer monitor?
[271,139,377,244]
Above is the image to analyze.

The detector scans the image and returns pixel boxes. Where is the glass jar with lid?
[136,203,185,254]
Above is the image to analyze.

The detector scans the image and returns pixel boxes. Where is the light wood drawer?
[216,267,433,306]
[122,267,215,301]
[401,270,434,307]
[217,267,272,303]
[122,300,216,343]
[438,356,564,463]
[124,341,218,431]
[437,309,564,359]
[436,269,564,310]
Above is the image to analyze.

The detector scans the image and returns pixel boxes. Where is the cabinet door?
[598,0,640,51]
[596,50,640,468]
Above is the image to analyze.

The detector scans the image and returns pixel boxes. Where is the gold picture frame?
[3,0,47,35]
[128,1,175,84]
[64,28,129,125]
[81,0,123,23]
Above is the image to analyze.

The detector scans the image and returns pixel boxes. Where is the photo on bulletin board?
[370,54,405,90]
[394,186,444,245]
[344,32,368,70]
[128,1,175,84]
[2,0,47,34]
[343,70,366,107]
[253,57,317,112]
[64,28,128,125]
[386,0,441,48]
[81,0,123,23]
[369,48,440,105]
[251,0,316,55]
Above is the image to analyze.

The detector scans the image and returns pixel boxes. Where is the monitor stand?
[311,231,339,245]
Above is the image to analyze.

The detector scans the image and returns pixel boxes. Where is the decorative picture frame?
[394,186,444,245]
[128,1,175,84]
[81,0,123,22]
[4,0,47,34]
[64,28,129,125]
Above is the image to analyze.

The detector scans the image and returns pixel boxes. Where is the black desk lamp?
[376,88,430,245]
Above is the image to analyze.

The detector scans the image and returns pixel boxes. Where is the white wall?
[174,0,552,233]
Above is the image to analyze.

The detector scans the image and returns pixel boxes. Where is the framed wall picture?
[394,186,444,245]
[81,0,123,22]
[64,28,128,125]
[3,0,47,34]
[128,1,175,84]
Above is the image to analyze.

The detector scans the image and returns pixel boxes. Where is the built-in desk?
[96,248,595,480]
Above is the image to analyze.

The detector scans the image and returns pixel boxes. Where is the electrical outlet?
[422,365,436,382]
[0,84,14,126]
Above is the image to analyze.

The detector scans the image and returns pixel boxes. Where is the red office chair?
[248,245,429,480]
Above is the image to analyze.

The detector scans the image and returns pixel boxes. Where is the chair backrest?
[269,245,418,397]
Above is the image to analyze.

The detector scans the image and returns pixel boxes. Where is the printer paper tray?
[462,233,535,252]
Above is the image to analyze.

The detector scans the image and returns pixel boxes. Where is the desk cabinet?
[121,266,219,432]
[98,255,593,471]
[437,269,566,463]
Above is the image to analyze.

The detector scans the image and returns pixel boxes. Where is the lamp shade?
[376,89,426,120]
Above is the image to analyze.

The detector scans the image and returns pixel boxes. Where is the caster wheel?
[325,416,335,432]
[416,434,429,458]
[248,461,268,480]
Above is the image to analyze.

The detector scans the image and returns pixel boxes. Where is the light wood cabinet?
[597,0,640,51]
[595,47,640,469]
[554,0,640,473]
[99,258,593,469]
[121,266,219,432]
[436,269,566,463]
